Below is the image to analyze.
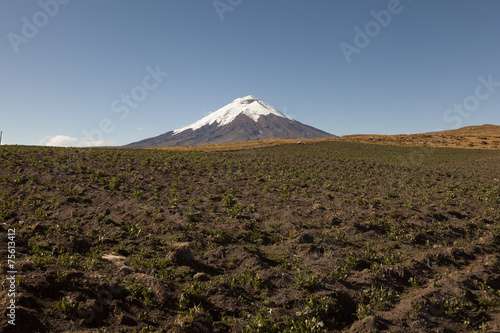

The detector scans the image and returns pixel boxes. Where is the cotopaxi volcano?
[126,95,334,148]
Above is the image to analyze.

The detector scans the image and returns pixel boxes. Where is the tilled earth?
[0,142,499,332]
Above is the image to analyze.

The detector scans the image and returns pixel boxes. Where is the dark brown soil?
[0,142,499,332]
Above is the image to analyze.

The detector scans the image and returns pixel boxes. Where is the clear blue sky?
[1,0,499,146]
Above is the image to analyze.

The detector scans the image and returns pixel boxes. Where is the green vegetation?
[0,142,499,332]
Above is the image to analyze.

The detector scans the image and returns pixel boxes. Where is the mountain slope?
[126,95,334,148]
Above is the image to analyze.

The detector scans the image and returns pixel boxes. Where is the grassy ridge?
[263,141,500,165]
[152,124,500,152]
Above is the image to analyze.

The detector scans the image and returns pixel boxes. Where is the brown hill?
[151,124,500,151]
[431,124,500,136]
[339,124,500,150]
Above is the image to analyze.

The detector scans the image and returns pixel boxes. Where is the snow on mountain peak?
[173,96,292,135]
[235,95,258,104]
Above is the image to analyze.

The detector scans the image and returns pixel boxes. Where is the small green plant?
[221,315,238,324]
[178,293,191,309]
[65,187,85,203]
[226,256,236,269]
[409,276,425,287]
[330,253,362,281]
[30,207,47,221]
[296,270,320,292]
[356,303,372,320]
[178,304,206,324]
[284,316,325,333]
[357,285,398,318]
[131,190,144,199]
[25,194,43,209]
[202,228,229,244]
[227,203,243,218]
[110,174,125,189]
[279,184,291,202]
[209,202,218,212]
[124,221,142,237]
[137,310,149,322]
[222,190,237,208]
[242,306,278,333]
[184,212,197,222]
[168,189,182,206]
[56,270,68,283]
[334,231,349,245]
[90,169,106,184]
[237,269,265,290]
[444,296,476,322]
[356,197,369,206]
[53,296,76,315]
[478,283,500,312]
[57,252,82,268]
[298,295,340,324]
[76,162,89,173]
[123,278,155,307]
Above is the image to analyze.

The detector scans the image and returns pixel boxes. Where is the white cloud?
[40,135,79,147]
[79,139,115,147]
[80,139,105,147]
[39,136,114,147]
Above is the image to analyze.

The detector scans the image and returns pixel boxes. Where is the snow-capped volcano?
[173,95,292,135]
[126,96,334,148]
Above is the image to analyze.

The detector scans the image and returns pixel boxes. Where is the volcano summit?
[126,95,334,148]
